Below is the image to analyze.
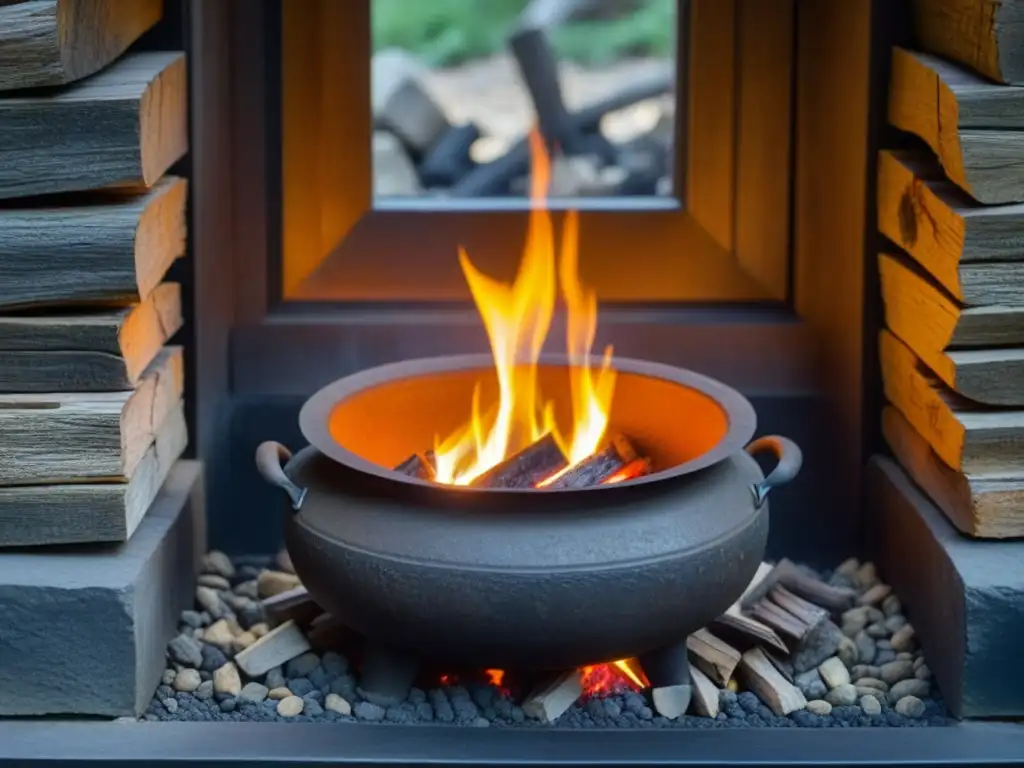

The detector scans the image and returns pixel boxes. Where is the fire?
[432,129,616,486]
[580,660,648,697]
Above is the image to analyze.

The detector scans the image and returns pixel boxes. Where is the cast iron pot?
[256,354,802,670]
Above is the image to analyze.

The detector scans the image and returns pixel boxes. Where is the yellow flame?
[432,130,616,485]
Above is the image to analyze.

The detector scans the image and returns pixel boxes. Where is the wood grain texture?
[877,150,1024,304]
[0,0,162,91]
[0,345,182,485]
[0,51,187,199]
[909,0,1024,85]
[0,282,180,392]
[889,47,1024,204]
[0,401,187,547]
[883,405,1024,539]
[879,328,1024,474]
[0,176,186,309]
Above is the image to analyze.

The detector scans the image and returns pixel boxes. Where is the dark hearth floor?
[144,552,950,728]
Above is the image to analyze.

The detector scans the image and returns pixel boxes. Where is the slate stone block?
[0,461,205,716]
[867,456,1024,718]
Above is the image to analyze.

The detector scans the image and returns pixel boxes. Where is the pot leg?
[639,639,693,720]
[357,640,421,707]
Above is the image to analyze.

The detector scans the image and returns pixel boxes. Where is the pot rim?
[298,353,757,495]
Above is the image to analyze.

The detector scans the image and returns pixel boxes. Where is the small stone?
[840,607,870,636]
[276,548,295,574]
[854,630,876,665]
[884,615,907,633]
[858,583,892,606]
[836,636,859,667]
[161,668,176,686]
[874,649,897,665]
[806,699,832,716]
[915,664,932,681]
[219,697,237,713]
[824,683,857,707]
[268,686,292,700]
[879,660,914,685]
[860,694,882,716]
[213,662,242,696]
[354,701,386,721]
[794,668,823,695]
[204,619,235,649]
[257,570,302,599]
[162,698,179,714]
[791,620,843,673]
[180,610,206,629]
[277,695,304,717]
[805,680,827,700]
[196,586,232,620]
[894,695,926,718]
[896,651,914,661]
[265,667,286,689]
[200,644,228,672]
[201,550,235,578]
[325,693,352,715]
[854,677,889,693]
[173,668,202,692]
[234,580,260,600]
[168,633,203,668]
[286,652,320,679]
[913,655,926,670]
[225,593,256,614]
[321,651,348,677]
[240,682,269,703]
[854,561,878,589]
[250,623,270,639]
[888,678,930,702]
[881,595,902,617]
[856,685,887,698]
[288,678,314,697]
[232,631,257,653]
[891,624,917,652]
[835,557,860,577]
[850,664,881,680]
[195,680,214,700]
[817,657,850,689]
[866,622,890,638]
[197,574,231,590]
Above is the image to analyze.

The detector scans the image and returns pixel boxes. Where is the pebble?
[915,664,932,681]
[265,667,286,690]
[234,580,260,600]
[884,615,907,633]
[880,660,914,685]
[888,679,929,702]
[817,657,850,689]
[824,683,857,707]
[268,686,292,700]
[856,685,887,698]
[197,574,231,590]
[277,695,304,717]
[836,636,858,668]
[835,557,860,578]
[854,677,889,693]
[865,622,889,638]
[794,669,822,694]
[162,698,179,714]
[840,607,870,636]
[173,669,202,693]
[180,610,206,629]
[805,699,832,716]
[231,631,257,653]
[881,594,902,617]
[200,644,228,672]
[850,664,881,680]
[213,662,242,696]
[240,682,269,703]
[325,693,352,715]
[196,586,231,620]
[201,550,236,579]
[321,651,348,677]
[257,570,302,599]
[854,630,876,665]
[195,680,214,700]
[874,649,897,665]
[791,620,842,672]
[854,561,878,588]
[860,694,882,716]
[168,633,203,668]
[203,619,235,650]
[250,622,270,639]
[286,652,320,680]
[858,583,892,606]
[891,624,916,652]
[895,695,926,718]
[913,655,926,670]
[354,701,386,721]
[161,668,176,686]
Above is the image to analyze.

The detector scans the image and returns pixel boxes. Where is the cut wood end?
[521,670,583,723]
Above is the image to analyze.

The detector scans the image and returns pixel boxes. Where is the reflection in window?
[370,0,678,200]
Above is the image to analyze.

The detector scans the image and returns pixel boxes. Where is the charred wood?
[418,123,481,188]
[471,433,568,489]
[394,450,436,480]
[545,433,638,488]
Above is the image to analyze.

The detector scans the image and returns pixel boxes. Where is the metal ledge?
[1,721,1022,766]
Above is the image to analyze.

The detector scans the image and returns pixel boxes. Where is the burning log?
[603,457,652,484]
[470,433,568,489]
[394,450,436,480]
[521,670,583,723]
[544,434,638,489]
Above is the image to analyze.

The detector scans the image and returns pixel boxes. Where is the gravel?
[144,552,951,727]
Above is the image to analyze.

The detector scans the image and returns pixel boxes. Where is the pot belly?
[286,494,768,669]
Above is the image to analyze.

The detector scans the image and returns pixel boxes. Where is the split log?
[710,612,789,654]
[471,433,568,489]
[651,684,691,720]
[889,47,1024,204]
[521,670,583,723]
[394,451,435,481]
[0,400,186,547]
[0,177,187,310]
[0,52,187,199]
[418,123,480,188]
[908,0,1024,85]
[741,559,856,614]
[878,150,1024,306]
[234,619,312,678]
[262,586,322,627]
[881,329,1024,474]
[0,0,162,90]
[602,457,652,484]
[748,599,809,641]
[738,647,807,716]
[686,629,741,686]
[0,283,181,392]
[882,405,1024,539]
[0,345,182,485]
[768,585,830,628]
[687,662,720,718]
[545,434,637,489]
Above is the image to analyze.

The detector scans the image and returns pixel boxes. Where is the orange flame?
[580,659,648,697]
[432,130,616,485]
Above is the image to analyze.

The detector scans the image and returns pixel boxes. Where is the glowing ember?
[432,129,616,486]
[580,660,648,697]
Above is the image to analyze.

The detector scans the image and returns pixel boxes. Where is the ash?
[144,552,951,728]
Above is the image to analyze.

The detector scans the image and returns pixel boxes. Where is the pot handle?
[255,441,307,512]
[745,435,803,509]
